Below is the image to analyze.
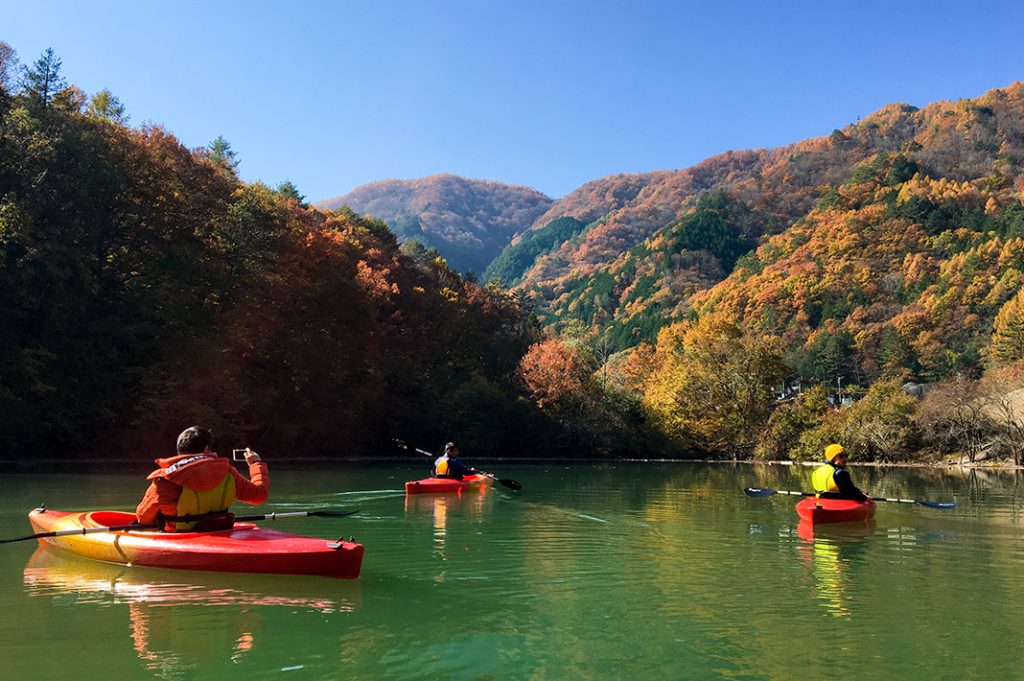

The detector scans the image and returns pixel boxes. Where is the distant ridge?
[316,174,552,273]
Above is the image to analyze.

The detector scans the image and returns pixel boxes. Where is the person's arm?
[232,449,270,505]
[834,469,868,501]
[135,481,162,524]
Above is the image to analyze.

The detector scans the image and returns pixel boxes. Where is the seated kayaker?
[812,444,869,501]
[135,426,270,531]
[433,442,472,480]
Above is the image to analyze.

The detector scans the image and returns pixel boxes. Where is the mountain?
[689,85,1024,385]
[494,83,1024,367]
[316,174,552,273]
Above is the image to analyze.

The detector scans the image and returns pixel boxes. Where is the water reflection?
[796,521,874,618]
[23,547,360,677]
[403,490,492,578]
[23,547,359,611]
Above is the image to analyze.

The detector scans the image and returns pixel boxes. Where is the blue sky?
[3,1,1023,201]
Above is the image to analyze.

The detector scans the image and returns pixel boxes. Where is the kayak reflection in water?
[433,442,472,481]
[811,444,869,501]
[135,426,270,531]
[796,522,873,618]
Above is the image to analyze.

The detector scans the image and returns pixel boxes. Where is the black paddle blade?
[310,510,361,517]
[743,487,778,497]
[498,478,522,492]
[916,500,956,510]
[0,533,42,544]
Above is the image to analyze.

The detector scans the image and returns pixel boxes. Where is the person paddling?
[433,442,473,481]
[811,444,869,501]
[136,426,270,531]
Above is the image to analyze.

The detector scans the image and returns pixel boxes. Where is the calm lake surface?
[1,461,1022,680]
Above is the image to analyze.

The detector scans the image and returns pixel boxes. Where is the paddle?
[1,509,360,545]
[743,487,955,509]
[235,509,360,521]
[394,439,522,491]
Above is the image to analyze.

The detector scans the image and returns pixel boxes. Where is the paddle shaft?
[744,487,954,509]
[236,510,358,521]
[1,522,160,543]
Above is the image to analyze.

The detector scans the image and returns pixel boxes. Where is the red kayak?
[795,497,876,524]
[405,474,492,495]
[27,509,364,578]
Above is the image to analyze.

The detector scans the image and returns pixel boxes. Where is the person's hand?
[244,448,262,464]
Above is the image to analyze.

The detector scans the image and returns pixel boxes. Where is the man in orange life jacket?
[433,442,472,480]
[811,444,869,501]
[136,426,270,531]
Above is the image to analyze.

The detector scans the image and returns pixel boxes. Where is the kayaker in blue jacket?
[433,442,473,480]
[812,444,869,501]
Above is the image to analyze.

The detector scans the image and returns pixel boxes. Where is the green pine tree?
[276,180,305,204]
[21,47,67,108]
[208,135,239,175]
[85,89,128,122]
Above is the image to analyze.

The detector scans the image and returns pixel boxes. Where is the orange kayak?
[795,497,876,524]
[404,474,492,494]
[27,509,363,578]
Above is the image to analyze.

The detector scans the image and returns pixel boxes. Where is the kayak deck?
[405,474,492,495]
[795,497,876,524]
[28,509,363,578]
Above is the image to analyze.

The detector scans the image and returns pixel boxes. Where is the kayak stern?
[795,497,876,524]
[405,474,492,495]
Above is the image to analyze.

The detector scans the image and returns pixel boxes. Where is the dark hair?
[176,426,214,454]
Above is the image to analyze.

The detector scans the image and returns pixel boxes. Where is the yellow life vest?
[174,474,237,531]
[812,463,839,496]
[434,455,450,477]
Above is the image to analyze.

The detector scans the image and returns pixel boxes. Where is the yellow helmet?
[824,443,845,461]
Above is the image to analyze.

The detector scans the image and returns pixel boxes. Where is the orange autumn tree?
[519,338,589,410]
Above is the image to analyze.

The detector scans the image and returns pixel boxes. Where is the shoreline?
[2,457,1021,471]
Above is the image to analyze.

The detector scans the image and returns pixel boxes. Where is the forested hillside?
[495,82,1024,463]
[6,42,1024,465]
[609,84,1024,461]
[0,46,644,461]
[499,86,1024,358]
[316,175,552,274]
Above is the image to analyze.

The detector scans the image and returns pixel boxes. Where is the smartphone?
[232,448,248,461]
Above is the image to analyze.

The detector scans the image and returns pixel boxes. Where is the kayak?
[405,474,492,495]
[795,497,876,524]
[27,509,364,579]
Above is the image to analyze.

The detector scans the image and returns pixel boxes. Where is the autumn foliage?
[519,339,587,409]
[9,46,1024,463]
[0,47,583,460]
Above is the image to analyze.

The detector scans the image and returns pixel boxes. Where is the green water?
[0,462,1021,680]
